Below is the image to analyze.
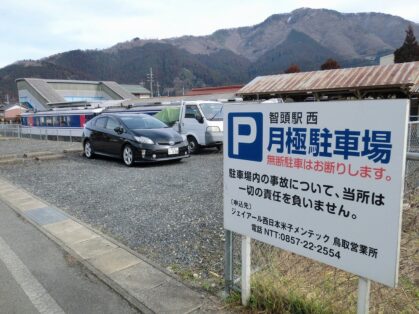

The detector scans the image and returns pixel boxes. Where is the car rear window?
[95,117,107,128]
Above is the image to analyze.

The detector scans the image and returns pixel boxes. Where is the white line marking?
[0,236,65,314]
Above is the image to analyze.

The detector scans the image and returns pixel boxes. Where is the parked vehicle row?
[20,101,225,165]
[105,101,224,153]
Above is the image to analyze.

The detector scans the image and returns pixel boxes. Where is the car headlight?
[181,134,187,142]
[206,126,221,133]
[134,136,154,144]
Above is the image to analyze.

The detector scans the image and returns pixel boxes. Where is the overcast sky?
[0,0,418,68]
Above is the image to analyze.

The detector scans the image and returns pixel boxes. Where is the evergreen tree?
[321,58,340,70]
[394,25,419,63]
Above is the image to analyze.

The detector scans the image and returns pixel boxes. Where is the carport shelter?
[237,61,419,118]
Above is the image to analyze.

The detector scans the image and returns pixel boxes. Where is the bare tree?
[285,64,301,73]
[321,58,340,70]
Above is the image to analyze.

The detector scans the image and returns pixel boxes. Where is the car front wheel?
[122,145,134,167]
[84,140,94,159]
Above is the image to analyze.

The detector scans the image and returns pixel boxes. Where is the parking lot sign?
[224,100,409,287]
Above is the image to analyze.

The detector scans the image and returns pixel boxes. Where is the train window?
[53,116,60,127]
[46,116,53,127]
[59,116,68,127]
[40,116,45,126]
[95,117,107,128]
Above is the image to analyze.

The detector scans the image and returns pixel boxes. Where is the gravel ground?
[0,138,81,156]
[0,139,226,277]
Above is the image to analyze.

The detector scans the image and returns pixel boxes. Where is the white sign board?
[223,100,409,287]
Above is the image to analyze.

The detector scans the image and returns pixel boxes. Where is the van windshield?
[200,103,223,121]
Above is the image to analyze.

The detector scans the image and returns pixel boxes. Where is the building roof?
[24,78,66,103]
[101,81,135,99]
[125,92,242,105]
[4,104,24,111]
[411,82,419,95]
[1,103,24,111]
[120,84,151,95]
[16,78,135,108]
[238,62,419,96]
[186,85,244,96]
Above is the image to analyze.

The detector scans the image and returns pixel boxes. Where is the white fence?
[406,122,419,190]
[0,124,80,142]
[407,121,419,152]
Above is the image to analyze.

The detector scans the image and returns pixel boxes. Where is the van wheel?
[187,136,200,154]
[84,140,94,159]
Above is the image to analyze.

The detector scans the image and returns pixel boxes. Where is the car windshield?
[119,115,168,129]
[199,103,223,121]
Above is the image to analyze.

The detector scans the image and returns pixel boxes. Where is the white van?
[155,101,224,153]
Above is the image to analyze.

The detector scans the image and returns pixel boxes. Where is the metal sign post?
[357,277,371,314]
[241,235,251,305]
[224,229,233,295]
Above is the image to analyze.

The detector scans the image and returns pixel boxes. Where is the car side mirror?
[195,113,204,124]
[114,126,124,134]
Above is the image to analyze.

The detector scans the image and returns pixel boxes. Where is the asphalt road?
[0,200,138,314]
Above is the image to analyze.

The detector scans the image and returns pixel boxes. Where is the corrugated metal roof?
[238,62,419,95]
[411,83,419,94]
[186,85,244,96]
[125,92,240,105]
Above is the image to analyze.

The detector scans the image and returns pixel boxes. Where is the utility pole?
[156,81,161,97]
[146,67,154,97]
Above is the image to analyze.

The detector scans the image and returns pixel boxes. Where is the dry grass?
[228,191,419,313]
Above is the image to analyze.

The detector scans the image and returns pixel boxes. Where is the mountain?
[162,8,419,61]
[249,29,342,76]
[1,8,418,100]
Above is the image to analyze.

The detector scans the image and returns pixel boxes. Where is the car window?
[120,115,168,129]
[95,117,107,128]
[185,105,199,119]
[105,118,120,130]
